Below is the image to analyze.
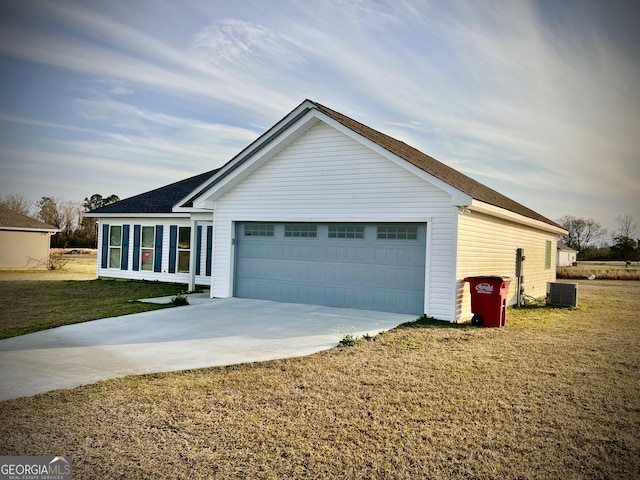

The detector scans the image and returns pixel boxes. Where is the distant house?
[0,206,59,270]
[557,243,578,267]
[87,100,567,322]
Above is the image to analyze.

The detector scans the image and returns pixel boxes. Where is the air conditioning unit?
[547,282,578,307]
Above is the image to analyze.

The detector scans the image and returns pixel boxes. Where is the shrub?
[171,293,189,306]
[338,334,358,347]
[47,253,69,271]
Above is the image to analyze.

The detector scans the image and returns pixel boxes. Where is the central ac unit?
[547,282,578,307]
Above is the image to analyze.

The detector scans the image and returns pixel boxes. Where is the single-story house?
[87,100,566,322]
[557,243,578,267]
[0,206,59,269]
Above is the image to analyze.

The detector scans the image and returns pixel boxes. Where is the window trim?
[108,225,122,269]
[545,240,552,270]
[377,224,419,240]
[284,223,318,238]
[328,224,365,239]
[140,225,155,272]
[177,226,191,273]
[244,223,275,237]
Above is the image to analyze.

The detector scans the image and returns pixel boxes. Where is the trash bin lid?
[464,276,511,281]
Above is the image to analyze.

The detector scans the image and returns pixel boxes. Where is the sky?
[0,0,638,235]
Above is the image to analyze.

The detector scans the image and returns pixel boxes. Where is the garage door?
[234,222,426,314]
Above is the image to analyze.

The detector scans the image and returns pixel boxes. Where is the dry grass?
[0,253,97,281]
[1,281,639,479]
[557,264,640,280]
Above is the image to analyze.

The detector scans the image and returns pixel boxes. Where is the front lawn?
[1,280,638,479]
[0,279,187,339]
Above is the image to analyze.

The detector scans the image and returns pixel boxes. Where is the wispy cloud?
[0,0,637,227]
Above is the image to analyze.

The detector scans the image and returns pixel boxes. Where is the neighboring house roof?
[557,243,578,252]
[89,100,561,229]
[0,206,58,232]
[89,168,220,214]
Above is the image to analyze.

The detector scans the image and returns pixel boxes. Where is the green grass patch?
[0,279,186,339]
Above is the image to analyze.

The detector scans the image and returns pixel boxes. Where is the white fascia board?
[183,101,318,210]
[470,200,568,235]
[0,226,60,233]
[171,207,213,213]
[192,109,321,207]
[86,213,191,219]
[313,111,473,207]
[229,214,432,223]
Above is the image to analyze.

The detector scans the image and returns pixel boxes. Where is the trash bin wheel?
[471,314,483,326]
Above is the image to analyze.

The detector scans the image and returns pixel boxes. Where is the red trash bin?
[463,276,511,327]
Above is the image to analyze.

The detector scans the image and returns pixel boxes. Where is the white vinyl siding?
[456,211,558,320]
[210,122,459,320]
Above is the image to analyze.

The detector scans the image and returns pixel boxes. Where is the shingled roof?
[90,169,219,214]
[0,206,58,231]
[89,100,561,229]
[311,101,560,228]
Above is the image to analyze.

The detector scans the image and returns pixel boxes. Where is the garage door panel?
[235,223,426,314]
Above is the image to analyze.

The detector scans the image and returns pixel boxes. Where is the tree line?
[0,193,119,248]
[559,214,639,261]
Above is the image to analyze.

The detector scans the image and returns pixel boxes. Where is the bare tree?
[0,194,33,216]
[36,197,83,236]
[615,214,637,238]
[558,215,607,253]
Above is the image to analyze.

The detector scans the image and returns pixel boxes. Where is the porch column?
[188,218,198,292]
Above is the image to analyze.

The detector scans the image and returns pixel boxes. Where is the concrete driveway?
[0,297,415,401]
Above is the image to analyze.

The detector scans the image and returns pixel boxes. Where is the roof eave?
[85,212,191,218]
[0,226,60,233]
[469,200,568,235]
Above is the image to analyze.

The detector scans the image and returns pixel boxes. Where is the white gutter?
[469,200,567,235]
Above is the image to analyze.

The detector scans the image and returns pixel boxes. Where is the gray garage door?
[234,222,426,314]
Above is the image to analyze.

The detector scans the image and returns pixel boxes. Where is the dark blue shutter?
[154,225,163,273]
[120,225,130,270]
[101,224,109,268]
[206,225,213,277]
[195,225,202,275]
[168,225,177,273]
[133,225,141,271]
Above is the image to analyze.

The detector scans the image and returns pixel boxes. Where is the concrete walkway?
[0,298,414,401]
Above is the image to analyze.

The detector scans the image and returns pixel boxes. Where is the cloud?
[0,0,637,228]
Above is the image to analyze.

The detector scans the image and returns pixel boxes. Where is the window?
[108,226,122,268]
[141,226,155,271]
[328,224,365,239]
[545,240,552,269]
[178,226,190,273]
[244,224,274,237]
[285,224,317,238]
[377,224,418,240]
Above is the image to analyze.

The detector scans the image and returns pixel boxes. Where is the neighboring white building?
[0,206,59,270]
[557,243,578,267]
[88,100,566,322]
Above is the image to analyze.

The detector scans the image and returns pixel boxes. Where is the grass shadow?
[397,314,473,330]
